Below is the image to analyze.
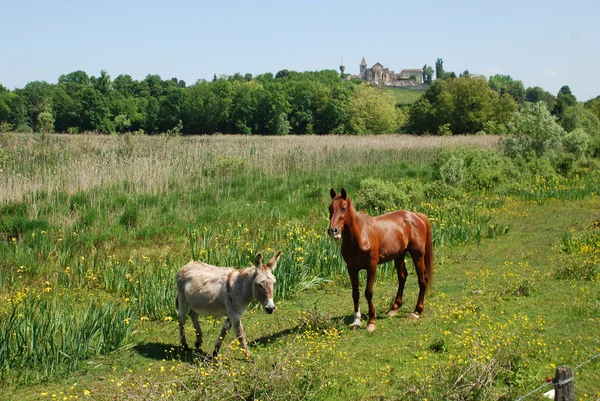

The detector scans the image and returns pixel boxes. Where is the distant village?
[342,57,425,88]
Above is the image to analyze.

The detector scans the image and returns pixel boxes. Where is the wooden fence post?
[554,365,574,401]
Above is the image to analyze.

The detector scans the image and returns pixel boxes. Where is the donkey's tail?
[416,212,434,288]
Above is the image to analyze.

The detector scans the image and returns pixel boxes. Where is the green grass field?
[0,133,599,400]
[384,87,425,104]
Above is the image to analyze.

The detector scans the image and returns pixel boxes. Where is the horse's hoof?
[387,309,399,317]
[366,323,376,333]
[350,321,362,330]
[409,312,420,321]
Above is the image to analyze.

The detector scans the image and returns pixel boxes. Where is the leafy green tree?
[114,114,131,133]
[244,73,253,81]
[552,85,577,120]
[20,81,55,129]
[502,102,564,158]
[560,103,600,136]
[443,71,457,79]
[488,74,525,103]
[405,76,517,134]
[584,96,600,121]
[422,65,434,85]
[37,110,54,133]
[435,58,444,80]
[275,69,290,79]
[313,84,355,134]
[460,70,470,78]
[525,86,556,110]
[91,70,111,96]
[347,84,402,134]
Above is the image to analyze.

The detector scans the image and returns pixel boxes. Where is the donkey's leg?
[348,268,362,328]
[231,315,250,356]
[410,250,429,320]
[190,310,203,350]
[212,318,231,357]
[177,295,189,349]
[388,252,408,317]
[365,264,378,333]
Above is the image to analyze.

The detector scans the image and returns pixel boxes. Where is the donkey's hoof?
[409,312,420,321]
[366,323,376,333]
[387,309,399,317]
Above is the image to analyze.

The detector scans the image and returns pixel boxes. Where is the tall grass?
[3,132,598,386]
[0,293,134,384]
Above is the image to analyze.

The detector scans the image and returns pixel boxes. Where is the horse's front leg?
[365,263,378,333]
[348,268,361,328]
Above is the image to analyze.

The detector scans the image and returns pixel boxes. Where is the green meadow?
[384,87,425,105]
[0,133,599,400]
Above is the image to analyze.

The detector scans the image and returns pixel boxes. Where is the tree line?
[0,65,599,137]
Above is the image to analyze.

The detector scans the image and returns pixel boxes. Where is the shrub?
[501,102,564,158]
[560,103,600,136]
[562,127,590,158]
[354,178,408,212]
[0,122,13,132]
[15,123,32,133]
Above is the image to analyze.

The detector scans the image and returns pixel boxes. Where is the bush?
[562,127,590,158]
[438,155,466,187]
[560,103,600,136]
[501,102,564,158]
[353,178,408,212]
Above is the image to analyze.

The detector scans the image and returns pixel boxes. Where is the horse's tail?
[416,212,434,288]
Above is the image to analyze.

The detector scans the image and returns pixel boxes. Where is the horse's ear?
[267,250,282,271]
[340,188,347,200]
[254,253,263,268]
[330,188,337,199]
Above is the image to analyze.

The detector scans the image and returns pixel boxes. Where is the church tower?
[359,57,367,79]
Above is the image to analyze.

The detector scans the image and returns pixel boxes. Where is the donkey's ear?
[340,188,347,200]
[267,250,282,271]
[254,253,263,268]
[330,188,337,199]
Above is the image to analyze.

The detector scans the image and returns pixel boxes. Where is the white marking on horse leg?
[351,311,362,327]
[409,312,420,320]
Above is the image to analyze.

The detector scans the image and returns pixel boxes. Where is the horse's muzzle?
[264,306,275,314]
[328,227,341,239]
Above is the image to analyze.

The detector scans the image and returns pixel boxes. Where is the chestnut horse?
[328,188,433,333]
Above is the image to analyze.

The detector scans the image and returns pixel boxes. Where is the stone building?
[354,57,424,86]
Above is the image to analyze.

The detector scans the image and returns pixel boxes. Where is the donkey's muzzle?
[264,299,275,314]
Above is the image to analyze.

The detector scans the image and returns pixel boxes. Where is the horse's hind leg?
[410,250,429,319]
[388,252,408,317]
[190,310,203,350]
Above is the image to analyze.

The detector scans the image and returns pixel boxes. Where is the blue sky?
[2,0,599,100]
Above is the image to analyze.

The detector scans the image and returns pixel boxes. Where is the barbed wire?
[514,351,600,401]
